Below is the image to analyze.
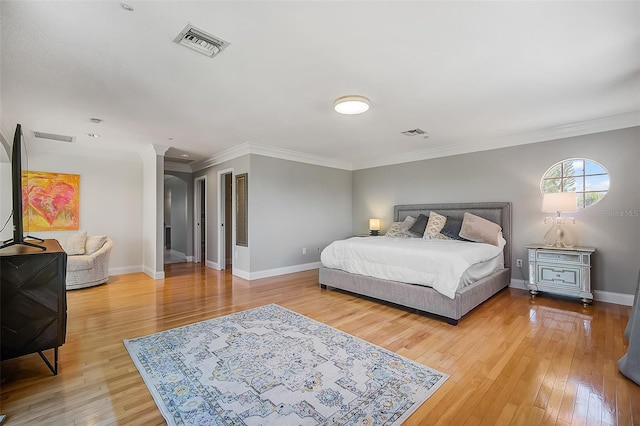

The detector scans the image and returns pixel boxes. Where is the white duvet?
[320,236,506,299]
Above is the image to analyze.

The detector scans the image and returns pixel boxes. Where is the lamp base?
[369,230,379,236]
[543,216,576,248]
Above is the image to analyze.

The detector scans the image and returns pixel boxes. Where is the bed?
[319,202,512,325]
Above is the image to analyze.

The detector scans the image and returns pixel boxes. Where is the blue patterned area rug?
[124,304,448,425]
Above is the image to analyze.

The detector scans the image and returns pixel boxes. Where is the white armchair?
[58,233,113,290]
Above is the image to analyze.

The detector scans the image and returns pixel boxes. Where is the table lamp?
[369,219,381,236]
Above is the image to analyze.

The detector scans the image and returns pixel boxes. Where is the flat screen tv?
[1,124,45,250]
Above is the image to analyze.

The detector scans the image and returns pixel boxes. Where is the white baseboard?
[509,278,634,306]
[143,265,165,280]
[509,278,528,291]
[594,290,635,307]
[109,265,143,275]
[186,256,194,262]
[206,260,220,270]
[233,268,250,280]
[232,262,322,281]
[169,249,186,258]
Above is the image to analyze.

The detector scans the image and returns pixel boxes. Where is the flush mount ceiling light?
[334,95,370,115]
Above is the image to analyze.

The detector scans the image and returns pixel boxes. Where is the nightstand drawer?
[536,251,582,264]
[537,264,580,288]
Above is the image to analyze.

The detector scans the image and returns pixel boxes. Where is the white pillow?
[60,231,87,255]
[85,235,108,255]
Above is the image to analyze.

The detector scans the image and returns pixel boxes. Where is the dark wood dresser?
[0,239,67,374]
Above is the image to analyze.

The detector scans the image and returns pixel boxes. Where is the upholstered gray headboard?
[394,202,512,270]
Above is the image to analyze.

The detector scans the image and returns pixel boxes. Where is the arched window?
[540,158,609,209]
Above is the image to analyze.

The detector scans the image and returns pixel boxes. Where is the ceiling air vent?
[401,128,427,137]
[173,23,230,58]
[33,131,75,143]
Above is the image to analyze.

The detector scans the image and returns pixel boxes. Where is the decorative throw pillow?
[385,222,411,238]
[459,212,502,246]
[385,216,417,238]
[60,231,87,255]
[439,217,469,241]
[424,211,447,239]
[85,235,108,255]
[408,214,429,236]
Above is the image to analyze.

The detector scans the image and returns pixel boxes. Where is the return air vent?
[173,23,230,58]
[400,128,427,137]
[32,131,75,143]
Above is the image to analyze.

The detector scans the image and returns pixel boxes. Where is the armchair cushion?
[85,235,107,255]
[60,231,87,255]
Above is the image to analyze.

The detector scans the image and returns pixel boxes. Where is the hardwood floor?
[1,263,638,425]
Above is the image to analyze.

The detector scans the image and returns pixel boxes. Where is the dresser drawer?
[537,264,581,289]
[536,250,582,265]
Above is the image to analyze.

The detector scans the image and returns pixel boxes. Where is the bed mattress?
[320,236,505,299]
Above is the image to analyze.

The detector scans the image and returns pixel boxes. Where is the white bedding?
[320,236,506,299]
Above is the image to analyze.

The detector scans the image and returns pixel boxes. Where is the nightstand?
[526,245,595,306]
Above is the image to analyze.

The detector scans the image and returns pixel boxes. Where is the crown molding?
[249,144,353,170]
[352,111,640,170]
[14,111,638,172]
[192,143,251,170]
[193,142,353,171]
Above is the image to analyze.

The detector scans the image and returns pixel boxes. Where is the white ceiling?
[1,1,639,170]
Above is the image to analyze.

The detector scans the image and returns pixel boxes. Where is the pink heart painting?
[28,182,75,224]
[22,171,80,231]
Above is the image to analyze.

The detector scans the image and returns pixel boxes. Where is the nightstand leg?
[529,290,538,299]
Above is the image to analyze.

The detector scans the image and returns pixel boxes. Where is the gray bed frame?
[319,202,512,325]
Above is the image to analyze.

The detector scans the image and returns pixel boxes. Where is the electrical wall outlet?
[516,259,523,267]
[302,247,307,255]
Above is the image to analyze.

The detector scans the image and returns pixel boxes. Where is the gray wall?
[195,154,352,275]
[249,155,352,271]
[352,126,640,295]
[194,154,251,271]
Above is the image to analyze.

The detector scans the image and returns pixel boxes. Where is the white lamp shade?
[334,95,370,115]
[369,218,381,231]
[542,192,577,213]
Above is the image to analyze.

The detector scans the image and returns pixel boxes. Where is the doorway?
[194,176,206,264]
[217,168,234,270]
[224,173,232,268]
[163,174,188,265]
